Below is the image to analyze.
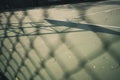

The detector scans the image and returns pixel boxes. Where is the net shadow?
[0,0,120,80]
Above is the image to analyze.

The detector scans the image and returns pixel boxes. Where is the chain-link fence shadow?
[0,0,120,80]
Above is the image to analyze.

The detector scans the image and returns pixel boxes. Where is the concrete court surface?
[0,0,120,80]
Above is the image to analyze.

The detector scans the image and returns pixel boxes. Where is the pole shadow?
[45,19,120,35]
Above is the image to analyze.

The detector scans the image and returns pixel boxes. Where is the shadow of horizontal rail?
[0,19,120,38]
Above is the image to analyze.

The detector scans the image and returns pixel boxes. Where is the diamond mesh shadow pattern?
[0,1,120,80]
